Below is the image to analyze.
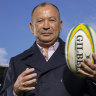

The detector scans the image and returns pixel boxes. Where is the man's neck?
[36,39,58,49]
[36,40,59,61]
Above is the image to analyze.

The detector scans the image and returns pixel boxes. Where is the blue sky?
[0,0,96,65]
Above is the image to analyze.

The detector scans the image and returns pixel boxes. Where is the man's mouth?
[41,32,53,36]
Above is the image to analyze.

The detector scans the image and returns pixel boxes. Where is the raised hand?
[13,68,37,95]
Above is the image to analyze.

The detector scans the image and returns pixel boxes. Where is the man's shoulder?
[12,42,36,60]
[59,38,65,47]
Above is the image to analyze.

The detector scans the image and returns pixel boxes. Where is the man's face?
[29,4,63,47]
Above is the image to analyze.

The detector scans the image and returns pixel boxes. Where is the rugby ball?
[65,23,96,77]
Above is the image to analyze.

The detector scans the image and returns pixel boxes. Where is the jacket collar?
[22,38,66,73]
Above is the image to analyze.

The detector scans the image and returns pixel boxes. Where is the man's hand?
[78,53,96,80]
[13,68,37,95]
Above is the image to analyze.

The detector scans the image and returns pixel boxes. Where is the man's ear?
[29,22,34,34]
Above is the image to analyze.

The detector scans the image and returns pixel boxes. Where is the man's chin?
[37,39,56,47]
[41,39,53,43]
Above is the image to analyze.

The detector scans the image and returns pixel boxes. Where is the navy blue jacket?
[0,38,96,96]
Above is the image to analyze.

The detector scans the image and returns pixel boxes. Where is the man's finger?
[92,53,96,64]
[23,79,37,87]
[78,68,94,78]
[23,73,37,82]
[21,68,35,77]
[83,58,96,70]
[22,87,36,91]
[80,62,94,74]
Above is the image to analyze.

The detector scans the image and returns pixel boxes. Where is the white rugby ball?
[65,23,96,77]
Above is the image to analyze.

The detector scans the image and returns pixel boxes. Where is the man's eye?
[49,19,55,22]
[37,20,43,22]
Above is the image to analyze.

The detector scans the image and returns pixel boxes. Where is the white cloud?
[0,48,9,66]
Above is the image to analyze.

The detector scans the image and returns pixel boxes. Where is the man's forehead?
[32,5,59,18]
[33,4,59,15]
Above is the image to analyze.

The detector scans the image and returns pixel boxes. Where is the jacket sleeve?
[0,58,16,96]
[86,78,96,96]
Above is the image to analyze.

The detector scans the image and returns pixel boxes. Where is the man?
[0,2,96,96]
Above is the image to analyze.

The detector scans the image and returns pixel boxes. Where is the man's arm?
[0,58,37,96]
[0,58,16,96]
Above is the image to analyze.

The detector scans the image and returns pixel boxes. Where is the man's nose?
[43,20,50,30]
